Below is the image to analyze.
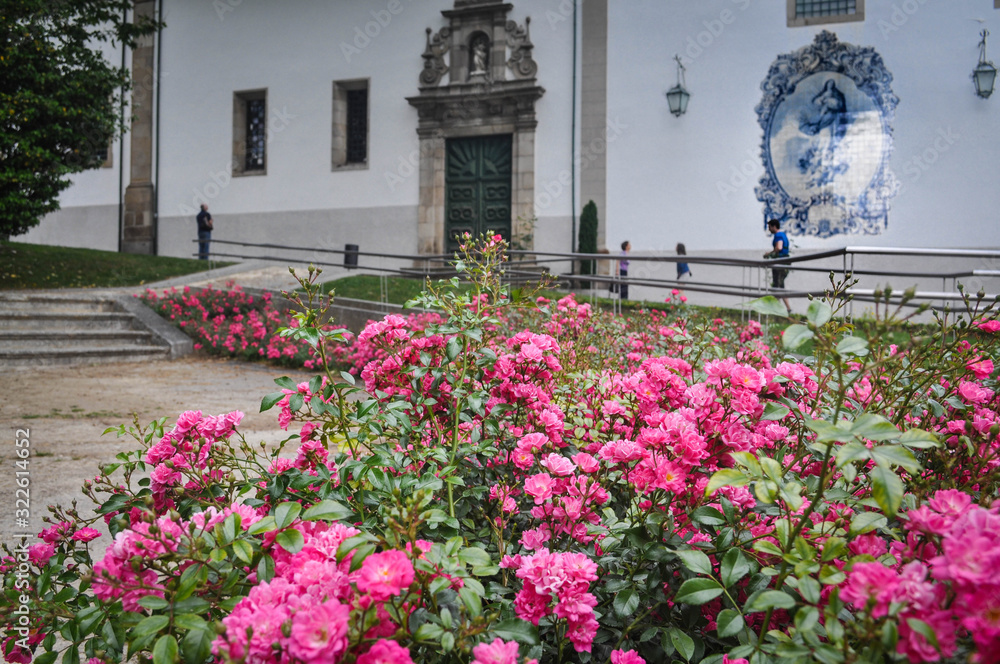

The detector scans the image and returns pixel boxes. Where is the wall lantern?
[973,29,997,99]
[665,55,690,117]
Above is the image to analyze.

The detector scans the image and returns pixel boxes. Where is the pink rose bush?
[4,236,1000,664]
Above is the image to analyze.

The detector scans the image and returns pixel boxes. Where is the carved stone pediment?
[407,0,544,127]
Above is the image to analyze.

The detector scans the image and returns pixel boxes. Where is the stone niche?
[406,0,544,256]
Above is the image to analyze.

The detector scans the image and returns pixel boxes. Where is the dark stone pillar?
[122,0,156,255]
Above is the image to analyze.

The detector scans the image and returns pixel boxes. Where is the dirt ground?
[0,356,313,547]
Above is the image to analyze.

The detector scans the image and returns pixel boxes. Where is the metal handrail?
[193,239,999,311]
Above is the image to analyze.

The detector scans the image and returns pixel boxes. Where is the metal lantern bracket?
[973,29,997,99]
[666,54,691,117]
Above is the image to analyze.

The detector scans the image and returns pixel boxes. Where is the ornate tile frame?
[754,31,899,239]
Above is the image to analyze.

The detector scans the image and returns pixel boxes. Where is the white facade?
[21,0,1000,261]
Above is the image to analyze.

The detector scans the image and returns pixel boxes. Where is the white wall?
[154,0,576,256]
[606,0,1000,254]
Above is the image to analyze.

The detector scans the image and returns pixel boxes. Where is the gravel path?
[0,356,313,547]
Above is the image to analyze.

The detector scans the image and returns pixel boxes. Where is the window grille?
[346,89,367,164]
[245,98,266,171]
[795,0,857,17]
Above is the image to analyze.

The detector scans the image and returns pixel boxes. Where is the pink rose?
[611,650,646,664]
[572,453,600,473]
[540,454,576,477]
[357,550,415,601]
[472,638,521,664]
[288,600,350,664]
[357,639,414,664]
[524,473,556,505]
[71,528,101,543]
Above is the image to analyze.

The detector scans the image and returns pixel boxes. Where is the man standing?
[196,203,213,260]
[764,219,791,311]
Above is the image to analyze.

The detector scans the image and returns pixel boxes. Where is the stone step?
[0,311,136,331]
[0,294,119,313]
[0,329,155,350]
[0,345,171,368]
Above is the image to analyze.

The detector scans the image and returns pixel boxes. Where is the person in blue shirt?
[764,219,791,309]
[617,240,631,300]
[196,204,213,260]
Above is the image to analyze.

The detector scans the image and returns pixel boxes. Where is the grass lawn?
[0,242,232,290]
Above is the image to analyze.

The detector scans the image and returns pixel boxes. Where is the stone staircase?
[0,293,191,368]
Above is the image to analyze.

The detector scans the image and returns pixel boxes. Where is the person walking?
[196,203,213,260]
[764,219,791,311]
[618,240,631,300]
[675,242,691,298]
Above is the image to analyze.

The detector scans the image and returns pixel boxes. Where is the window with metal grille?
[788,0,863,26]
[233,89,267,176]
[333,80,369,170]
[796,0,856,16]
[345,89,368,164]
[245,98,266,171]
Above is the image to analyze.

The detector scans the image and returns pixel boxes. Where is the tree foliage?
[0,0,158,236]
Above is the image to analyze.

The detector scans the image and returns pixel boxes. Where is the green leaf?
[836,335,868,356]
[153,634,177,664]
[746,590,796,613]
[137,596,169,611]
[717,609,745,638]
[173,614,207,632]
[302,500,354,522]
[613,589,641,618]
[899,428,940,449]
[275,528,304,554]
[669,627,695,661]
[247,515,277,535]
[690,506,727,526]
[850,414,899,441]
[274,502,302,530]
[870,445,921,473]
[260,391,285,412]
[130,615,169,640]
[458,586,482,617]
[849,512,887,536]
[445,336,462,362]
[705,468,749,496]
[674,549,714,576]
[782,324,814,350]
[746,296,789,318]
[753,540,783,557]
[232,540,254,565]
[720,549,751,588]
[871,465,905,516]
[761,402,790,421]
[182,629,213,663]
[257,554,275,583]
[674,578,725,605]
[274,376,296,390]
[798,576,821,604]
[458,547,492,569]
[806,301,832,327]
[492,619,540,645]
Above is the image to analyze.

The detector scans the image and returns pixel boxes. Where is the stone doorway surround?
[406,0,544,256]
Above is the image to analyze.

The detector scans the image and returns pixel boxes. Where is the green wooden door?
[445,135,512,253]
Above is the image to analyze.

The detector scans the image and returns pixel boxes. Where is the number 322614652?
[15,428,29,517]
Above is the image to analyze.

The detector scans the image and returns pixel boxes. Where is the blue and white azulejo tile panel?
[755,31,899,239]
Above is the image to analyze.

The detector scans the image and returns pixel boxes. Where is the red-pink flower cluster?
[842,490,1000,662]
[216,520,421,664]
[504,549,599,652]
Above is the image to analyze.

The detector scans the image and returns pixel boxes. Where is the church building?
[21,0,1000,265]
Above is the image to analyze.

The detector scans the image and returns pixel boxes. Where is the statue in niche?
[470,34,489,76]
